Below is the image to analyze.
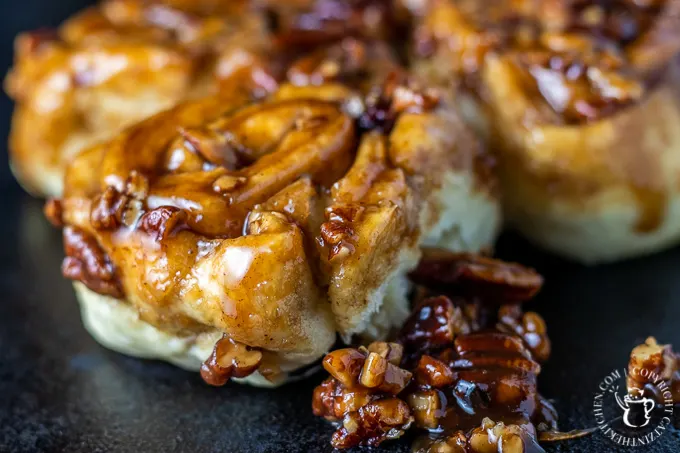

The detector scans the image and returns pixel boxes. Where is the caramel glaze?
[414,0,680,234]
[51,37,497,382]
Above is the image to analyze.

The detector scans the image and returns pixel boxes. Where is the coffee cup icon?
[615,389,655,428]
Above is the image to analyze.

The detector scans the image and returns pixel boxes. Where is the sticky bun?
[5,0,405,198]
[5,0,277,196]
[49,58,499,386]
[413,0,680,263]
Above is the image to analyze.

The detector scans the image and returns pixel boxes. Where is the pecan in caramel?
[61,226,123,298]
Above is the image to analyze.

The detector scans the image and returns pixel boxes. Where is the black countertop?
[1,2,679,452]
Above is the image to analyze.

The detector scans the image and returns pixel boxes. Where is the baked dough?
[55,72,499,386]
[412,0,680,263]
[5,0,273,197]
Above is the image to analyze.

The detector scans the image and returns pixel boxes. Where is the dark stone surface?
[1,1,679,452]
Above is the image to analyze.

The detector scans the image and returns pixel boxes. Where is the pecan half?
[61,226,123,298]
[410,250,544,303]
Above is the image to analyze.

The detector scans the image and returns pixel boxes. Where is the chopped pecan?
[200,335,263,386]
[138,206,188,241]
[413,418,544,453]
[628,337,680,402]
[44,198,64,227]
[410,251,544,303]
[314,342,415,448]
[323,345,412,394]
[468,418,544,453]
[358,72,439,132]
[61,226,123,298]
[322,348,367,388]
[498,305,551,362]
[407,389,447,430]
[367,342,403,366]
[331,398,413,449]
[399,296,472,359]
[313,377,378,420]
[91,172,149,230]
[90,186,129,230]
[320,204,363,261]
[414,355,455,388]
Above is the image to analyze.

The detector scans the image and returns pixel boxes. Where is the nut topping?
[138,206,188,241]
[627,337,680,402]
[200,335,263,387]
[410,251,544,304]
[61,226,123,298]
[399,296,472,359]
[44,198,64,228]
[498,305,551,363]
[413,0,679,123]
[323,345,413,394]
[314,286,555,450]
[331,398,413,449]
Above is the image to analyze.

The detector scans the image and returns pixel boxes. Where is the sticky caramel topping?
[415,0,680,123]
[52,59,479,383]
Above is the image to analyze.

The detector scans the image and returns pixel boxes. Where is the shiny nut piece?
[468,418,541,453]
[312,377,377,421]
[410,250,543,303]
[407,390,446,430]
[323,348,367,389]
[360,352,388,388]
[497,305,551,362]
[415,355,455,388]
[628,337,680,401]
[200,335,263,386]
[399,296,472,355]
[331,398,413,449]
[367,341,404,366]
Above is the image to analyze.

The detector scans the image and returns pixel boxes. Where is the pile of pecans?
[413,0,677,123]
[313,253,557,450]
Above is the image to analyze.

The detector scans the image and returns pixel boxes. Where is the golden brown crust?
[5,0,270,197]
[414,0,680,123]
[412,0,680,262]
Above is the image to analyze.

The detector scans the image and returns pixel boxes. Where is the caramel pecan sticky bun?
[48,71,499,387]
[5,0,277,197]
[312,254,576,451]
[6,0,404,198]
[412,0,680,263]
